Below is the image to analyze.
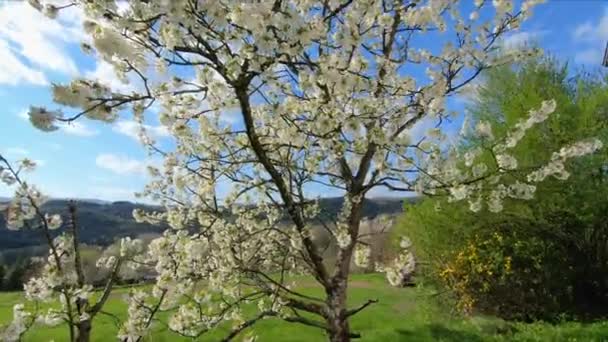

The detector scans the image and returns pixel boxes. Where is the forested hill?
[0,197,413,250]
[0,200,166,250]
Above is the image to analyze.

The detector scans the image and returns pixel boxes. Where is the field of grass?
[1,274,608,341]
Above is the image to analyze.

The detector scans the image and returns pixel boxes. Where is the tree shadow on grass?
[396,323,487,342]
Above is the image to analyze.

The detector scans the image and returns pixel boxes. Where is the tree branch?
[345,299,378,318]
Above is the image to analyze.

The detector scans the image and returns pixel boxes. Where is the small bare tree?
[0,155,143,342]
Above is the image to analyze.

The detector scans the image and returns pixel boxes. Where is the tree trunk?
[76,319,92,342]
[327,313,350,342]
[326,278,350,342]
[325,199,365,341]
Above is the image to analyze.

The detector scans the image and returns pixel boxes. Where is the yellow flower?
[504,256,513,274]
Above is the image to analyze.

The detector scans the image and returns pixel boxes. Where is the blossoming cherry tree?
[15,0,603,341]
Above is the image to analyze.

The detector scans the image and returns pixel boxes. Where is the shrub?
[394,58,608,321]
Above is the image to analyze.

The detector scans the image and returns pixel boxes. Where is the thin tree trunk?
[325,198,365,341]
[326,283,351,342]
[76,320,92,342]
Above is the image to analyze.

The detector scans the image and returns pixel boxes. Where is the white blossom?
[496,154,518,170]
[120,237,143,257]
[354,244,371,268]
[45,214,62,230]
[468,197,483,212]
[1,304,32,342]
[42,4,58,18]
[475,121,494,140]
[528,139,603,182]
[119,291,152,341]
[507,181,536,200]
[27,106,61,132]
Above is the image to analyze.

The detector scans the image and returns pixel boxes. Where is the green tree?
[5,262,27,291]
[395,58,608,320]
[0,264,5,290]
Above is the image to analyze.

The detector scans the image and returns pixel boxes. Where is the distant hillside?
[0,197,414,250]
[0,200,166,250]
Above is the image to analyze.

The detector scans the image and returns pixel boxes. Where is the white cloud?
[573,22,594,41]
[0,2,84,86]
[573,8,608,43]
[85,61,137,94]
[96,153,146,175]
[17,109,28,120]
[575,49,603,65]
[501,30,546,50]
[60,121,99,137]
[572,7,608,65]
[89,186,139,202]
[0,40,48,86]
[2,147,29,157]
[112,120,170,142]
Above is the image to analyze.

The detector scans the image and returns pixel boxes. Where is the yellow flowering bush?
[439,232,516,316]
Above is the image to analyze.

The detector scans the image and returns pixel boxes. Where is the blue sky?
[1,1,607,202]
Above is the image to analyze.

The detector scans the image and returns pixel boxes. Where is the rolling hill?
[0,197,413,251]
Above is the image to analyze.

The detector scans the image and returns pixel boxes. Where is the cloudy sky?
[0,1,607,202]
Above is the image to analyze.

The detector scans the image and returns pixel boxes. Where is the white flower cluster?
[27,106,62,132]
[382,237,416,287]
[95,255,117,269]
[443,100,602,213]
[528,139,604,182]
[52,80,118,122]
[118,290,151,342]
[354,244,371,268]
[168,304,203,337]
[500,100,557,150]
[37,310,63,327]
[2,184,46,231]
[475,121,494,140]
[24,235,82,302]
[496,153,518,171]
[120,237,144,258]
[335,196,360,249]
[45,213,62,230]
[1,304,32,342]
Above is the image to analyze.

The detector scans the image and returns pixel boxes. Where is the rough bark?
[326,283,351,342]
[76,320,92,342]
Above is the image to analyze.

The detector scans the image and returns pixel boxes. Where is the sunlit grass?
[1,274,607,341]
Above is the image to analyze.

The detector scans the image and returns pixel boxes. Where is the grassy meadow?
[1,274,607,341]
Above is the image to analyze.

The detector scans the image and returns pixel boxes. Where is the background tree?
[394,58,608,320]
[0,264,5,291]
[23,1,602,341]
[0,155,144,342]
[4,262,28,292]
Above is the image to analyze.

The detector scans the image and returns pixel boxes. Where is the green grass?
[1,274,607,341]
